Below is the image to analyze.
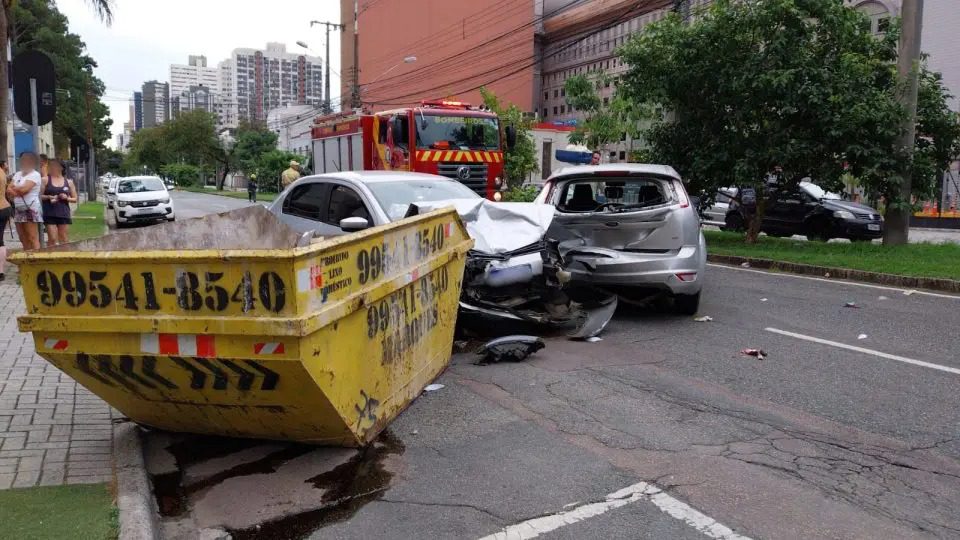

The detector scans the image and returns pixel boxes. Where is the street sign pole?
[30,78,46,248]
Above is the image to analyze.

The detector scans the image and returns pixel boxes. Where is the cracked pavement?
[142,264,960,539]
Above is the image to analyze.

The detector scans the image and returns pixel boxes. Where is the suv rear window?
[557,178,671,213]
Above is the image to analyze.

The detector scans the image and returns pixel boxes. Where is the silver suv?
[535,164,707,314]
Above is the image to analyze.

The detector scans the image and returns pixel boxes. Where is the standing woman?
[0,160,12,280]
[6,152,42,250]
[40,160,77,246]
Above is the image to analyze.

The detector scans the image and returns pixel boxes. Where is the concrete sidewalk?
[0,257,118,489]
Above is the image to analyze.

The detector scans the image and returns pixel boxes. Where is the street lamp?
[368,56,417,86]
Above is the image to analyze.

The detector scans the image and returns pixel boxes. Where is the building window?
[877,17,891,33]
[544,92,549,101]
[554,89,559,98]
[560,105,565,114]
[561,88,565,97]
[603,97,609,106]
[543,108,548,118]
[619,151,626,160]
[553,106,558,115]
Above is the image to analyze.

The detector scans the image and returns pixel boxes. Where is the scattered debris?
[586,336,603,342]
[476,336,546,364]
[423,384,445,392]
[760,298,769,302]
[844,302,861,309]
[903,290,917,296]
[857,334,868,340]
[568,297,618,340]
[694,316,714,322]
[824,272,831,278]
[411,429,419,435]
[878,296,889,301]
[453,340,470,353]
[741,262,751,268]
[740,348,768,360]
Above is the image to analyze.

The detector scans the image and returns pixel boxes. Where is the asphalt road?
[138,196,960,539]
[170,190,255,220]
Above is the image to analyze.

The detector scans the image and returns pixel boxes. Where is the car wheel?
[674,291,701,316]
[167,217,176,222]
[724,213,745,232]
[807,219,832,242]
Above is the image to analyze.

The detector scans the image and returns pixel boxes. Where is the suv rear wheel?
[674,291,701,316]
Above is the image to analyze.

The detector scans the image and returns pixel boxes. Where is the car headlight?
[833,210,855,220]
[494,176,503,188]
[493,191,503,201]
[160,198,170,204]
[118,200,129,207]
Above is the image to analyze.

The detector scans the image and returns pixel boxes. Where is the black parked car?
[724,182,883,241]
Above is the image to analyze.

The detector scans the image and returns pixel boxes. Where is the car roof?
[549,164,681,181]
[119,176,162,181]
[300,171,453,184]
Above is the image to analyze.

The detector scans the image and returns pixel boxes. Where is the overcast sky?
[57,0,341,144]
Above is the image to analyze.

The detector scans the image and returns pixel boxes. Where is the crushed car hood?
[411,199,556,254]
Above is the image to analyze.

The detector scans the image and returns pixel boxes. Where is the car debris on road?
[740,348,768,360]
[694,315,714,322]
[476,336,546,364]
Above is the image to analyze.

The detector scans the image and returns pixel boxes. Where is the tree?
[232,124,279,176]
[480,87,538,188]
[0,0,113,162]
[255,150,307,193]
[126,126,171,174]
[160,163,202,188]
[564,74,648,152]
[618,0,918,242]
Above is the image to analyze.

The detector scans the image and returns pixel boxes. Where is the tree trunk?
[0,7,10,164]
[745,196,767,244]
[217,167,227,190]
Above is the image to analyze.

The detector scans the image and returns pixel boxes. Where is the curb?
[114,421,161,540]
[707,254,960,294]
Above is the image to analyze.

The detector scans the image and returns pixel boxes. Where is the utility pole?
[884,0,924,245]
[310,20,343,113]
[84,74,97,202]
[352,0,360,111]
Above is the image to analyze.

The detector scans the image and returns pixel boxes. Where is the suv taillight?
[673,181,690,208]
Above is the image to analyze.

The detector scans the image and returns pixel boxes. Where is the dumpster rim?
[7,207,463,264]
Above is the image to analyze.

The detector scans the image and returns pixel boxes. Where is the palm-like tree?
[0,0,114,162]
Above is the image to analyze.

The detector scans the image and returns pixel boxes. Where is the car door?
[278,181,340,236]
[763,187,802,234]
[324,184,374,234]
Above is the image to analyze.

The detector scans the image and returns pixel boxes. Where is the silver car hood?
[412,199,555,254]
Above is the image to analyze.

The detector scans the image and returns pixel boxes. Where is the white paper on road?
[411,199,555,254]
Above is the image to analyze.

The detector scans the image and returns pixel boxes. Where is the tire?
[807,219,833,242]
[674,291,701,316]
[724,213,746,232]
[167,217,176,222]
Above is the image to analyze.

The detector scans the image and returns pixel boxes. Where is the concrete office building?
[141,81,170,128]
[170,55,222,123]
[220,43,323,126]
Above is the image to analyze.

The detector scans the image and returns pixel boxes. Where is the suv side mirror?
[340,217,370,232]
[505,125,517,150]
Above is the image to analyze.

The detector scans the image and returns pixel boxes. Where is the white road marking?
[765,328,960,376]
[477,481,751,540]
[708,263,960,300]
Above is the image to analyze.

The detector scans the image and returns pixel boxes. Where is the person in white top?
[6,151,43,250]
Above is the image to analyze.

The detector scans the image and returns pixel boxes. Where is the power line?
[371,0,661,106]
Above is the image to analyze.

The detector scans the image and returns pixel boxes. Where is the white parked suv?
[113,176,176,226]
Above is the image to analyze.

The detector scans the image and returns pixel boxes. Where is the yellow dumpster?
[13,206,473,446]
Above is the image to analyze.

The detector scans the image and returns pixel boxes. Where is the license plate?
[867,224,880,231]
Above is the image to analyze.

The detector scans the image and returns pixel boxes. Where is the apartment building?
[221,43,324,127]
[141,81,169,129]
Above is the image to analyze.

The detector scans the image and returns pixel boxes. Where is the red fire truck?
[310,100,515,200]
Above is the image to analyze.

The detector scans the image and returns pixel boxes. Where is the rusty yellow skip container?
[13,206,473,446]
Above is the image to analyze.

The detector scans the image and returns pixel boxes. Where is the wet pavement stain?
[228,431,406,540]
[150,433,313,518]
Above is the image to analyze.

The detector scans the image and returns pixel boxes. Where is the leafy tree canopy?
[619,0,957,220]
[480,87,538,188]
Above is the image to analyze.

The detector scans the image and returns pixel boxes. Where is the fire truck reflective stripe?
[443,151,454,161]
[44,338,68,350]
[463,152,474,162]
[254,342,285,355]
[421,151,431,160]
[434,152,443,162]
[494,153,502,163]
[482,152,492,162]
[141,334,216,358]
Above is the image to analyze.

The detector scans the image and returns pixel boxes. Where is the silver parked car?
[534,164,707,314]
[267,171,481,235]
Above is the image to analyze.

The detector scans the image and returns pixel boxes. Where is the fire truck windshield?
[415,115,500,151]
